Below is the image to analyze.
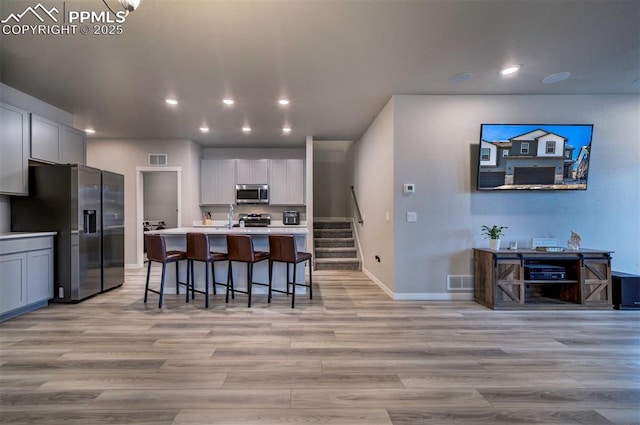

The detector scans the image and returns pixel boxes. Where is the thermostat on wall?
[403,183,416,193]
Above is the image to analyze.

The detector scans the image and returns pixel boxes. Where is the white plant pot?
[489,239,501,250]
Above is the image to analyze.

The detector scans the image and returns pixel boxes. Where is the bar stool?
[186,232,228,308]
[226,234,270,307]
[268,235,313,308]
[144,234,187,308]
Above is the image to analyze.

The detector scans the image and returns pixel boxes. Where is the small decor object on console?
[481,225,508,250]
[567,231,581,250]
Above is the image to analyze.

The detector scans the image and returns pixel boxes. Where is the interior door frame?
[135,166,182,268]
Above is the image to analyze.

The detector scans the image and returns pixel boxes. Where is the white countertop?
[147,226,308,236]
[0,232,57,241]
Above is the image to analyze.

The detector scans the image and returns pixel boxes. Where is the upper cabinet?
[30,114,61,163]
[200,159,236,205]
[269,159,305,205]
[31,114,86,165]
[61,126,86,165]
[236,159,269,184]
[0,103,30,196]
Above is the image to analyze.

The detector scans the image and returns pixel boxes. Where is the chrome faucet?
[228,204,234,229]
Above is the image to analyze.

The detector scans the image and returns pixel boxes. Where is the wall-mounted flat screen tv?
[477,124,594,190]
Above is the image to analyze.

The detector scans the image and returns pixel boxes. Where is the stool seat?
[186,233,228,308]
[268,235,313,308]
[144,234,187,308]
[226,234,270,307]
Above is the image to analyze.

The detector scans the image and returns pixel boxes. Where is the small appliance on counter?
[235,213,271,227]
[283,211,300,225]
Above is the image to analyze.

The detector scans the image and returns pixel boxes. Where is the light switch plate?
[407,211,417,222]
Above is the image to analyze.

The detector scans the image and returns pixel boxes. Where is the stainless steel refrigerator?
[11,164,124,302]
[101,171,124,293]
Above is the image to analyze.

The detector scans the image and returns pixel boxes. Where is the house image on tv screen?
[477,124,592,190]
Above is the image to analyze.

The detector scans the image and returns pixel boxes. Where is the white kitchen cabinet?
[61,126,86,165]
[200,159,236,205]
[31,114,86,165]
[236,159,269,184]
[0,234,54,322]
[269,159,305,205]
[31,114,62,163]
[0,103,30,195]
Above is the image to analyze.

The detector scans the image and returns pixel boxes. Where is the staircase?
[313,219,361,271]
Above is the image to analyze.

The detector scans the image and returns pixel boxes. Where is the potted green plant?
[481,225,508,250]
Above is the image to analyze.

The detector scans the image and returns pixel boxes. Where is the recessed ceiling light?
[84,128,96,134]
[448,72,474,84]
[242,126,251,133]
[500,65,521,76]
[282,126,292,133]
[199,126,210,133]
[165,98,178,105]
[223,99,234,106]
[542,72,571,84]
[278,99,290,106]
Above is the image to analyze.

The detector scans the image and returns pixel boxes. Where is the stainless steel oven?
[236,184,269,204]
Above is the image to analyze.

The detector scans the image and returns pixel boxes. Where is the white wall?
[355,94,640,298]
[353,99,395,292]
[0,196,10,232]
[87,138,202,265]
[313,140,354,218]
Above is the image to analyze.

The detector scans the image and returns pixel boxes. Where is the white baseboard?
[125,263,142,270]
[362,267,473,301]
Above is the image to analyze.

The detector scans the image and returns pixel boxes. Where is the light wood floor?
[1,267,639,425]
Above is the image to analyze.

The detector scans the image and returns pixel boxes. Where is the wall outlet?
[403,183,416,193]
[407,211,417,222]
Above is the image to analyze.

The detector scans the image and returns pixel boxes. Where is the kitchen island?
[145,226,309,298]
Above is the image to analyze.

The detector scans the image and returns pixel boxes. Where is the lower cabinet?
[0,235,54,322]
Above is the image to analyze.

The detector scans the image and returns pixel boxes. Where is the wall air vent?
[447,275,474,291]
[148,154,168,166]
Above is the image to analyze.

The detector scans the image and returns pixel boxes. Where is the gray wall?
[87,138,202,265]
[313,140,354,218]
[353,99,396,291]
[355,94,640,297]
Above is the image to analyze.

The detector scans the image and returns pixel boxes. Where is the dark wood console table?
[473,248,613,309]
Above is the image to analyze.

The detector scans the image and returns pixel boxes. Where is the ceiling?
[1,0,638,148]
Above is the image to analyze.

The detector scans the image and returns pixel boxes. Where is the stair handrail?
[350,185,364,224]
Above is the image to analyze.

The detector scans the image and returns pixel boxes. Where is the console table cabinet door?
[581,258,612,305]
[31,114,62,163]
[0,103,29,195]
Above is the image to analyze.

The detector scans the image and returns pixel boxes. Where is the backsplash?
[200,205,306,223]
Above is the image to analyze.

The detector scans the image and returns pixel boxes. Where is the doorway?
[135,166,182,268]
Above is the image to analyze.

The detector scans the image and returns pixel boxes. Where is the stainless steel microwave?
[236,184,269,204]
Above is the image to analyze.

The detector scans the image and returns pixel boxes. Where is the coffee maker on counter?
[283,211,300,225]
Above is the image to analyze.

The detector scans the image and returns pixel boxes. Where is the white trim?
[125,263,142,270]
[393,292,473,301]
[362,266,394,299]
[305,136,314,259]
[363,267,473,301]
[135,166,182,268]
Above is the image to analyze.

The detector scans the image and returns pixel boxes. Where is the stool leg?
[247,263,253,308]
[226,261,232,303]
[212,262,217,295]
[186,260,191,303]
[159,263,166,308]
[286,264,290,295]
[191,261,195,300]
[268,260,273,303]
[292,262,297,309]
[205,260,210,309]
[309,258,313,300]
[144,260,152,303]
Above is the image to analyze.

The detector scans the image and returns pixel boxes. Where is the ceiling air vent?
[148,154,168,166]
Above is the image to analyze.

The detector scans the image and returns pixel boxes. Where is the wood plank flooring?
[1,268,639,424]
